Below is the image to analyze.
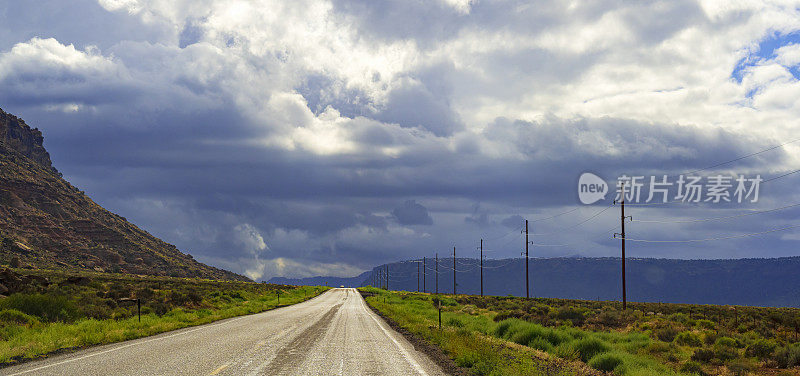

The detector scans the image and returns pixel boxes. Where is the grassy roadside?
[0,270,328,365]
[361,287,604,376]
[362,288,800,376]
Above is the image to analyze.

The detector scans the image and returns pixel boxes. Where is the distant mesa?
[0,108,248,281]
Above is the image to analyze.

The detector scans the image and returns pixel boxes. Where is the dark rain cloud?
[0,0,797,280]
[391,200,434,226]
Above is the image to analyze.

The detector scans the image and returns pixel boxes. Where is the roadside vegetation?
[361,287,602,376]
[361,288,800,376]
[0,268,327,365]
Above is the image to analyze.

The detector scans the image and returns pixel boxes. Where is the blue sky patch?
[732,31,800,84]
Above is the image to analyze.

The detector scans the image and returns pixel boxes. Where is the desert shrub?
[446,317,464,328]
[528,337,554,352]
[588,352,623,372]
[495,319,515,337]
[676,331,703,346]
[691,348,715,363]
[595,309,627,327]
[454,349,480,368]
[555,306,585,326]
[703,331,717,345]
[714,337,737,348]
[228,291,245,301]
[493,310,525,322]
[80,303,113,320]
[713,338,738,361]
[772,345,800,368]
[745,339,777,358]
[726,359,755,376]
[554,342,580,360]
[0,309,39,326]
[671,313,690,323]
[680,360,707,375]
[645,341,671,355]
[150,301,170,315]
[543,328,572,346]
[510,327,538,345]
[695,319,715,330]
[573,337,610,362]
[655,326,679,342]
[0,293,78,322]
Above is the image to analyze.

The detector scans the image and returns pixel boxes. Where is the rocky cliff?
[0,108,248,281]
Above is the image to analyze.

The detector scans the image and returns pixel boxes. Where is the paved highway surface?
[1,288,446,376]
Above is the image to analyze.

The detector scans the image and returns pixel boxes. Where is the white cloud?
[3,0,800,277]
[0,37,120,79]
[234,223,269,280]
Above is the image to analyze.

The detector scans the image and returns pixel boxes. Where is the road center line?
[209,362,230,375]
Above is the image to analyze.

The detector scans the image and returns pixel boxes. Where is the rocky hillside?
[0,108,248,281]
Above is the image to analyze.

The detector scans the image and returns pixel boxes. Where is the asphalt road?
[1,288,446,376]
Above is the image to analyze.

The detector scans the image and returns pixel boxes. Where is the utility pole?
[480,238,484,297]
[423,257,426,293]
[453,246,457,295]
[386,265,390,291]
[417,259,420,292]
[435,253,439,294]
[525,219,529,299]
[614,182,629,310]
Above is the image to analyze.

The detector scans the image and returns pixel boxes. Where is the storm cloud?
[0,0,798,280]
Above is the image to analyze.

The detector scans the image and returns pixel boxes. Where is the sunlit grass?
[362,287,688,376]
[0,285,327,363]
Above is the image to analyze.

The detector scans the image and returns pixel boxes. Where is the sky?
[0,0,799,281]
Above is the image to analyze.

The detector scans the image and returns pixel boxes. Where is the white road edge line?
[6,290,331,376]
[356,289,430,376]
[4,315,252,376]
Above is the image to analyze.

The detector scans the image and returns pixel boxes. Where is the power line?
[531,204,615,235]
[619,224,800,243]
[764,169,799,183]
[631,202,800,224]
[530,207,581,223]
[527,225,620,248]
[482,259,517,269]
[684,138,800,175]
[483,223,524,241]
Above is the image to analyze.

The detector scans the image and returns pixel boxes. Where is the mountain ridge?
[276,256,800,307]
[0,108,248,281]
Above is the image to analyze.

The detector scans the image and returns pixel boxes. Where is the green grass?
[362,288,690,376]
[0,272,328,364]
[362,287,593,376]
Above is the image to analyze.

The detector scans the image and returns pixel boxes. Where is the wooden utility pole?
[386,265,389,291]
[614,182,628,310]
[423,257,426,293]
[525,219,529,299]
[417,260,420,292]
[435,253,439,294]
[453,246,456,295]
[480,238,484,297]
